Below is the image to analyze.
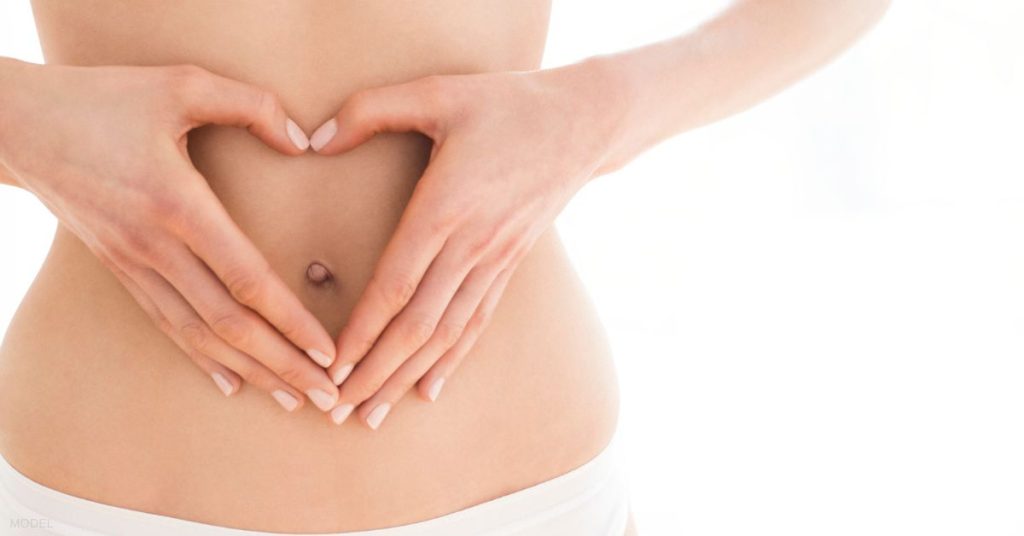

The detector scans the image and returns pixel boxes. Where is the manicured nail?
[285,118,310,151]
[306,348,333,368]
[331,403,355,425]
[427,377,445,402]
[366,402,391,430]
[332,363,354,385]
[306,389,337,411]
[211,372,234,396]
[310,118,337,152]
[272,390,299,412]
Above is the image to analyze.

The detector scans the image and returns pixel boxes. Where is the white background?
[3,2,1023,535]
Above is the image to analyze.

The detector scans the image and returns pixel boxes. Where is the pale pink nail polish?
[366,402,391,430]
[427,377,445,402]
[306,388,337,412]
[306,348,333,368]
[331,403,355,425]
[332,363,354,385]
[272,390,300,412]
[211,372,234,396]
[310,118,337,152]
[286,118,310,151]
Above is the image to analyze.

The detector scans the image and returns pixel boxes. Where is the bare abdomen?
[0,1,620,532]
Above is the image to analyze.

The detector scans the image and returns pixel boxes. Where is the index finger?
[173,179,336,368]
[171,64,309,155]
[329,189,452,383]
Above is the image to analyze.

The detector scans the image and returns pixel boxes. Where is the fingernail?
[285,118,310,151]
[272,390,300,412]
[306,348,333,368]
[366,402,391,430]
[427,377,445,402]
[331,403,355,425]
[310,118,337,152]
[211,372,234,396]
[332,363,354,385]
[306,388,337,411]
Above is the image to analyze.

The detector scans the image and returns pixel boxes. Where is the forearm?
[0,164,17,188]
[589,0,891,175]
[0,56,33,189]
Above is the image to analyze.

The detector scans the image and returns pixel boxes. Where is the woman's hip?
[0,433,632,535]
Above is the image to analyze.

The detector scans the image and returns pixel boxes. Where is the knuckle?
[494,235,522,264]
[341,89,374,124]
[400,317,436,347]
[273,363,306,385]
[211,312,254,347]
[462,232,496,261]
[162,194,202,238]
[119,227,156,261]
[428,208,460,236]
[373,274,416,310]
[349,376,386,402]
[434,321,464,348]
[418,75,451,111]
[155,317,175,336]
[145,191,184,222]
[179,322,211,351]
[165,64,209,103]
[104,244,133,267]
[223,264,267,305]
[351,335,377,358]
[236,363,274,389]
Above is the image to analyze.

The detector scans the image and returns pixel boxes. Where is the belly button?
[306,261,334,287]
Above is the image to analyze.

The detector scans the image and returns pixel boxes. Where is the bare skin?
[0,1,889,534]
[0,1,625,532]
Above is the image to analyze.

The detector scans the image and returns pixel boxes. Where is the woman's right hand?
[0,59,340,413]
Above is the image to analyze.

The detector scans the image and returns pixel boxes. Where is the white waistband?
[0,436,628,536]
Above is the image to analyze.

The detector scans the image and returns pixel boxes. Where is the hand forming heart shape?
[0,57,623,428]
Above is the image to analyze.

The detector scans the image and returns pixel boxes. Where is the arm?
[0,163,16,188]
[593,0,892,174]
[0,56,341,412]
[311,0,891,429]
[0,58,23,188]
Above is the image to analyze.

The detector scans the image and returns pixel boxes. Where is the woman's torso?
[0,1,621,532]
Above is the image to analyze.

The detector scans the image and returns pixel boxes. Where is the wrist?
[551,52,646,179]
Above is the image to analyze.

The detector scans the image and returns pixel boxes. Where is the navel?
[306,261,334,287]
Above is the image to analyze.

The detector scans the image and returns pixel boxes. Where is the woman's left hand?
[314,61,628,429]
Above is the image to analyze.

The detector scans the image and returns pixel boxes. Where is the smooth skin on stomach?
[0,1,621,532]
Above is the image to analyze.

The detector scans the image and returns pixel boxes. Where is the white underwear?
[0,435,630,536]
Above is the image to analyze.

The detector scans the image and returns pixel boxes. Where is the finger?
[108,261,241,397]
[172,182,337,369]
[332,240,481,422]
[126,263,311,412]
[328,192,450,384]
[172,65,309,154]
[418,265,516,401]
[149,240,340,412]
[348,261,505,429]
[310,76,446,154]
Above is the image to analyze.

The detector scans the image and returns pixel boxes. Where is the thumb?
[174,65,309,155]
[309,77,445,155]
